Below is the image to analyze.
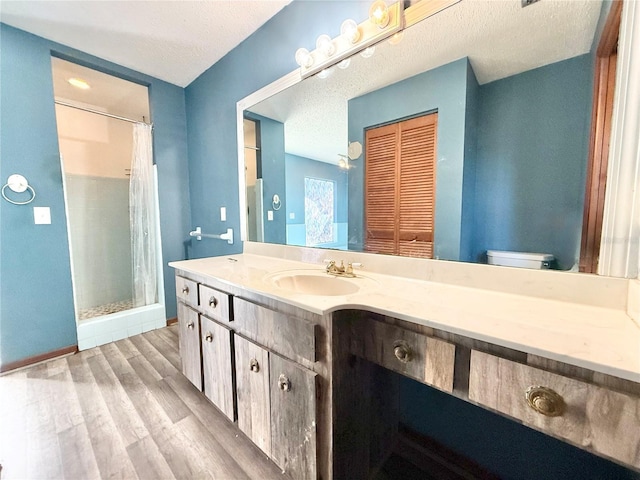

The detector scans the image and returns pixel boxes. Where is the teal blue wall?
[347,58,471,260]
[185,1,371,260]
[460,62,480,262]
[473,54,592,270]
[0,24,190,368]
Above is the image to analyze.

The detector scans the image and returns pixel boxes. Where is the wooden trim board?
[0,345,78,374]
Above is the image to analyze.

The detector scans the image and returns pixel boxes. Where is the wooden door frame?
[579,0,622,273]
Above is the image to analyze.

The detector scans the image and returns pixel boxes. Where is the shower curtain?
[130,123,158,307]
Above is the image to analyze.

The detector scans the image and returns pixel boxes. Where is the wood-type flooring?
[0,325,284,480]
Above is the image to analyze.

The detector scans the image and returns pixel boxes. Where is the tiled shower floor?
[78,299,134,321]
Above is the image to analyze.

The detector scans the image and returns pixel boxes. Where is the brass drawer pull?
[393,340,413,363]
[209,296,218,308]
[278,374,291,392]
[525,386,565,417]
[187,321,194,330]
[205,332,213,343]
[182,286,189,294]
[249,358,260,373]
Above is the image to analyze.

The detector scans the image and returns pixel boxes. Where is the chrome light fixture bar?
[296,1,404,79]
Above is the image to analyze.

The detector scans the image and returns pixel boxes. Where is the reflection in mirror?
[242,0,608,272]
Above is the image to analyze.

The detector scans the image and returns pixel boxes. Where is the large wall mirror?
[238,0,614,273]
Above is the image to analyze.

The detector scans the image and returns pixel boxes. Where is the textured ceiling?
[247,0,602,164]
[51,57,151,122]
[0,0,291,87]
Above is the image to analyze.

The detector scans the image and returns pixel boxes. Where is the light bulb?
[369,0,390,28]
[340,19,360,44]
[360,46,375,58]
[316,34,335,57]
[68,78,91,90]
[337,58,351,70]
[295,47,313,68]
[316,68,334,79]
[338,158,348,169]
[388,30,404,45]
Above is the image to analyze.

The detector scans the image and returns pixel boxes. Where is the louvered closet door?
[365,123,398,254]
[398,114,437,258]
[364,113,437,258]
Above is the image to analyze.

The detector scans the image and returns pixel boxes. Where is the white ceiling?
[248,0,602,164]
[0,0,291,87]
[52,57,151,121]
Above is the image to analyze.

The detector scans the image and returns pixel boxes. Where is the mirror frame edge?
[237,69,301,243]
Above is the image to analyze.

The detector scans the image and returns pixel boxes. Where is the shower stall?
[52,58,165,350]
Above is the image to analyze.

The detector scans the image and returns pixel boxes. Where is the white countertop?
[170,253,640,383]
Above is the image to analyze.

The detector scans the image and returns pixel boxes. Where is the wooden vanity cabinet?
[469,350,640,468]
[234,334,318,480]
[235,335,272,455]
[201,316,235,421]
[175,274,321,479]
[269,351,318,480]
[176,276,198,307]
[349,315,456,393]
[199,284,231,322]
[177,302,202,390]
[233,298,319,480]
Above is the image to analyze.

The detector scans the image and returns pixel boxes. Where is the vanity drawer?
[468,350,640,468]
[199,284,231,322]
[233,298,317,364]
[176,276,198,307]
[349,317,455,393]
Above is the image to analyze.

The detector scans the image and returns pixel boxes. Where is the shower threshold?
[78,299,133,321]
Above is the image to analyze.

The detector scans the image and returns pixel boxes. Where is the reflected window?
[304,177,335,245]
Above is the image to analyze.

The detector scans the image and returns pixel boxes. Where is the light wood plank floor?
[0,326,285,480]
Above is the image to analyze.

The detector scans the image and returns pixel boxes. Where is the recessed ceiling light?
[68,78,91,90]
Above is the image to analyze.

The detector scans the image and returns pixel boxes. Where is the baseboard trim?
[166,317,178,326]
[0,345,78,374]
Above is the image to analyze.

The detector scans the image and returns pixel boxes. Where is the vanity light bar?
[298,1,404,79]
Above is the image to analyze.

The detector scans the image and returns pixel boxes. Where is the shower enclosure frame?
[57,106,166,351]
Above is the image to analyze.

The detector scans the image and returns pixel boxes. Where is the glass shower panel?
[56,104,135,321]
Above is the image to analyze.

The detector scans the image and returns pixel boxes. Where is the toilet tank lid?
[487,250,554,261]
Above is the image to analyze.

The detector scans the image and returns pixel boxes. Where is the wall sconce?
[338,142,363,170]
[294,1,404,79]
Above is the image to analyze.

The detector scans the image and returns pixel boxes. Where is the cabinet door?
[235,335,271,456]
[201,316,235,420]
[178,302,202,390]
[270,353,317,480]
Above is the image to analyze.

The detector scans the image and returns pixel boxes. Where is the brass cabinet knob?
[249,358,260,373]
[209,296,218,308]
[393,340,413,363]
[182,286,189,294]
[278,374,291,392]
[205,333,213,343]
[187,321,194,330]
[525,386,565,417]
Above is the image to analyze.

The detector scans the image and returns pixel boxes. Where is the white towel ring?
[2,174,36,205]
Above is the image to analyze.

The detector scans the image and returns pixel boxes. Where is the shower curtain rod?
[54,100,152,126]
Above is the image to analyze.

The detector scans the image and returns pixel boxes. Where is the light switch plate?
[267,210,274,221]
[34,206,51,224]
[220,206,226,222]
[289,212,295,220]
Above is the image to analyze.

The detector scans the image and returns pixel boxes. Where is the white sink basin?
[266,270,375,296]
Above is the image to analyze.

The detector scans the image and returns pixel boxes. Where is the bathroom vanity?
[170,244,640,479]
